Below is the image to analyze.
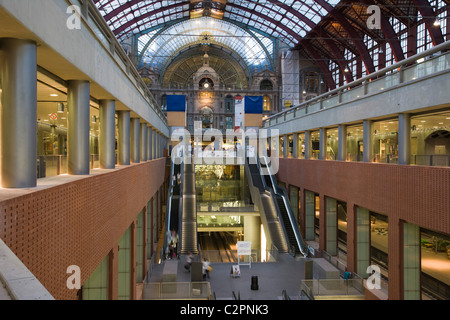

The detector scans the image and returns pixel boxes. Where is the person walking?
[202,258,211,280]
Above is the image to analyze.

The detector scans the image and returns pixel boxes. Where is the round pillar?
[118,111,130,165]
[67,80,90,175]
[99,100,116,169]
[0,38,37,187]
[130,118,140,163]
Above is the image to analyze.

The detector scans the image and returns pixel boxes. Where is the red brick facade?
[276,158,450,300]
[0,159,167,300]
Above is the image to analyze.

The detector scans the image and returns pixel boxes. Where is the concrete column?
[292,133,298,159]
[0,38,37,188]
[67,80,90,175]
[363,120,373,162]
[319,195,326,251]
[326,197,337,255]
[403,222,420,300]
[283,134,288,158]
[99,100,116,169]
[147,126,153,160]
[152,129,157,159]
[304,131,311,159]
[398,113,411,165]
[117,111,130,165]
[338,124,347,161]
[130,118,140,163]
[244,216,261,251]
[140,123,148,162]
[319,128,327,160]
[304,190,315,241]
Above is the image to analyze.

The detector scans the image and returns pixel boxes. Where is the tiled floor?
[148,254,313,300]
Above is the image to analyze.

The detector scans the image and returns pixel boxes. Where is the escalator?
[245,156,309,257]
[180,162,198,255]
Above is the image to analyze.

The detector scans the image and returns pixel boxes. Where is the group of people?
[184,252,211,280]
[166,229,179,260]
[166,230,212,279]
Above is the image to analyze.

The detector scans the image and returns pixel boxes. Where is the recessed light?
[421,120,426,123]
[438,122,444,125]
[50,94,59,97]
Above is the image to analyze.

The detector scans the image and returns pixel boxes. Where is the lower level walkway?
[146,254,336,300]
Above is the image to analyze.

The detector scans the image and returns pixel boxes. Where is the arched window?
[260,79,273,91]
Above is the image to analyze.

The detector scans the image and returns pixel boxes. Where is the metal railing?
[67,0,167,126]
[199,248,278,263]
[411,154,450,167]
[299,278,365,299]
[36,154,100,178]
[260,156,310,257]
[143,281,211,300]
[264,41,450,129]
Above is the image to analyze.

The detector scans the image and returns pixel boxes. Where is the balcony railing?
[143,282,211,300]
[264,41,450,129]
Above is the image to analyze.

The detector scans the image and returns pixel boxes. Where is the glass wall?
[314,193,320,242]
[327,128,338,160]
[37,90,68,178]
[310,130,320,159]
[411,110,450,167]
[337,201,347,263]
[287,134,293,158]
[297,133,305,159]
[118,226,131,300]
[37,89,103,178]
[136,210,144,283]
[370,211,389,289]
[90,105,100,169]
[420,228,450,300]
[81,254,109,300]
[195,165,251,210]
[372,119,399,163]
[346,123,364,161]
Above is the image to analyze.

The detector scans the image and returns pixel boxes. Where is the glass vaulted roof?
[94,0,340,75]
[137,17,274,73]
[94,0,340,46]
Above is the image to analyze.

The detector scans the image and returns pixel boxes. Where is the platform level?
[145,253,353,300]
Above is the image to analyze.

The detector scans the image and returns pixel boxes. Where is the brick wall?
[0,159,166,300]
[276,158,450,300]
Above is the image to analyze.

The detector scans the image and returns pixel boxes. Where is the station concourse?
[0,0,449,301]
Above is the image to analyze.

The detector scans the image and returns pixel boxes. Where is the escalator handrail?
[259,155,309,258]
[163,160,176,259]
[177,162,184,256]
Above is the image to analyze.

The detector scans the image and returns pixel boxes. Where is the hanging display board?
[234,95,244,131]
